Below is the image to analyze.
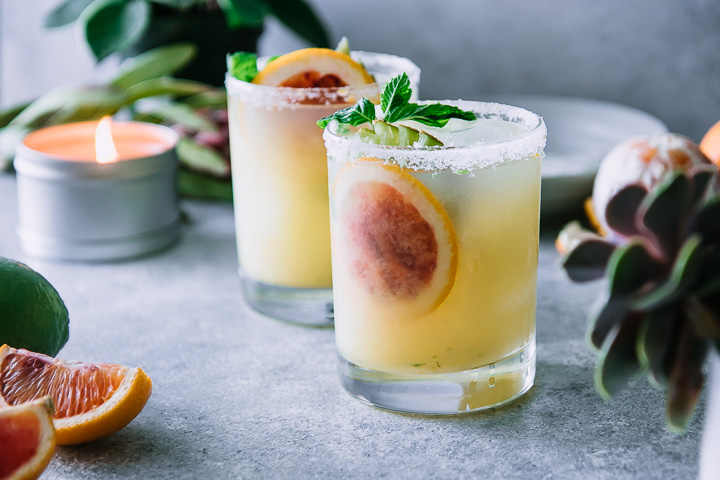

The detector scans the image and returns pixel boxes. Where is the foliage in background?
[45,0,329,61]
[559,166,720,432]
[0,44,233,200]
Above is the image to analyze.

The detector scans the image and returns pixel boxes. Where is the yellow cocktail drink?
[323,100,546,412]
[226,51,420,325]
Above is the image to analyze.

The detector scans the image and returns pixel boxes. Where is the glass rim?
[323,100,547,172]
[225,51,420,106]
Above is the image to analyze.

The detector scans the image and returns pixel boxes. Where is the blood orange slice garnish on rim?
[0,345,152,445]
[0,396,56,480]
[252,48,374,88]
[332,158,458,317]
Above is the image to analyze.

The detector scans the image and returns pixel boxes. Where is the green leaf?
[691,197,720,243]
[689,165,717,208]
[381,73,412,117]
[217,0,266,28]
[111,44,196,90]
[0,101,32,129]
[9,86,126,128]
[125,77,214,103]
[44,0,96,28]
[631,235,704,311]
[640,171,691,258]
[81,0,152,62]
[178,168,233,201]
[176,137,230,177]
[264,0,329,47]
[665,323,709,433]
[182,91,229,110]
[390,103,477,127]
[595,313,643,398]
[227,52,258,82]
[561,238,616,282]
[607,241,665,297]
[636,307,679,386]
[685,296,720,344]
[134,102,217,132]
[317,97,376,129]
[605,184,648,236]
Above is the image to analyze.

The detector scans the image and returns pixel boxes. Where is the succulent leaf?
[631,235,704,311]
[640,172,691,258]
[636,307,679,387]
[605,184,647,236]
[685,296,720,344]
[561,238,616,282]
[689,165,717,209]
[589,294,631,350]
[607,241,665,297]
[595,313,644,398]
[691,197,720,243]
[666,322,709,433]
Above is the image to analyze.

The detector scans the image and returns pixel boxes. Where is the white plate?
[483,94,668,216]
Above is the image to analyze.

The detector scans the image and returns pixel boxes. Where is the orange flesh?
[346,181,438,298]
[0,411,39,477]
[279,71,347,88]
[1,350,126,419]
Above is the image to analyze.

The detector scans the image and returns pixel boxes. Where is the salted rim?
[323,100,547,172]
[225,51,421,107]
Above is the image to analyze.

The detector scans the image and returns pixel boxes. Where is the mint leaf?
[227,52,258,82]
[317,97,376,129]
[387,103,477,127]
[380,73,411,116]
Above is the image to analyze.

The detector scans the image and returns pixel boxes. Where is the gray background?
[2,0,720,141]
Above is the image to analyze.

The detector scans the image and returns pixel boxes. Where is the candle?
[14,118,181,261]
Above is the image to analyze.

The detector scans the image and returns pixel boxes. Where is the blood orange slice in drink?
[0,397,56,480]
[0,345,152,445]
[252,48,374,88]
[332,158,458,317]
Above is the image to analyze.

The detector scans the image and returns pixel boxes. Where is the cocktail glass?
[226,52,420,326]
[323,101,546,412]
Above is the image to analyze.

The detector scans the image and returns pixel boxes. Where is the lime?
[0,258,69,356]
[358,121,442,147]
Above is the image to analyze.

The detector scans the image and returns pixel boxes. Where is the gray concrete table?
[0,173,703,479]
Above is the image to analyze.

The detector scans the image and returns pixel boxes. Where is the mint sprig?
[317,97,375,129]
[227,52,258,82]
[317,72,475,129]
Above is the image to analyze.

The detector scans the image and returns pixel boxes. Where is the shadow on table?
[51,422,199,473]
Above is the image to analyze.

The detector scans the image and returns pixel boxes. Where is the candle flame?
[95,116,120,164]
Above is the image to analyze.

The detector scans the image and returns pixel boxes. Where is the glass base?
[239,272,333,327]
[339,340,535,414]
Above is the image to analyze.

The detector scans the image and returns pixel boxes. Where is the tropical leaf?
[126,77,213,102]
[111,43,197,89]
[81,0,152,62]
[45,0,96,27]
[264,0,329,47]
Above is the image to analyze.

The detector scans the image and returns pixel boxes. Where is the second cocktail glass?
[226,52,420,326]
[323,100,546,413]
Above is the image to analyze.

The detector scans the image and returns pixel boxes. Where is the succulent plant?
[559,164,720,432]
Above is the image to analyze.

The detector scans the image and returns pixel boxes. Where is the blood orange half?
[0,345,152,445]
[332,158,458,317]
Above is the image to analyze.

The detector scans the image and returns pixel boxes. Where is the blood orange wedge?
[0,397,55,480]
[0,345,152,445]
[332,158,458,317]
[252,48,374,87]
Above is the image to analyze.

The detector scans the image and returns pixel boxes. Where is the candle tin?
[14,122,181,261]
